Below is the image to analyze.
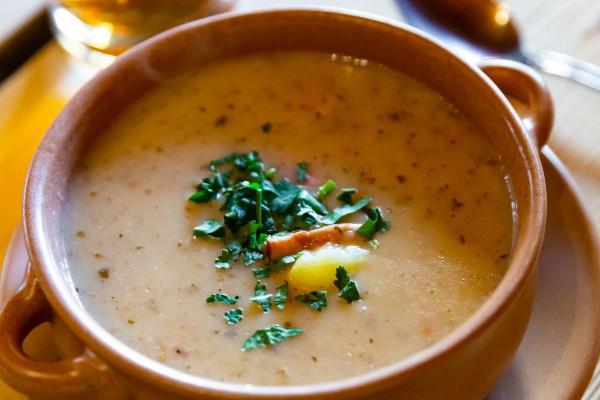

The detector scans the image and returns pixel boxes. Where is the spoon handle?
[523,49,600,92]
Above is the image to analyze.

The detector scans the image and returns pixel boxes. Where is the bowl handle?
[0,264,128,400]
[479,59,554,149]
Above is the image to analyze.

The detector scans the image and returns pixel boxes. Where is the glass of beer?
[48,0,235,65]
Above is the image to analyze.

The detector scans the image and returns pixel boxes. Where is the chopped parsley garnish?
[320,197,371,225]
[276,254,302,268]
[337,187,357,204]
[206,292,240,305]
[189,152,336,268]
[250,280,272,313]
[189,152,386,269]
[188,151,390,350]
[296,290,328,311]
[242,324,304,351]
[317,179,337,199]
[252,254,301,278]
[252,267,270,279]
[188,180,218,204]
[296,162,309,183]
[214,240,242,269]
[224,308,244,325]
[265,167,277,180]
[193,219,225,238]
[357,207,391,240]
[334,266,361,303]
[273,282,289,310]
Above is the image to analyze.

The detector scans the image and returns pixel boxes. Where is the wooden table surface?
[0,0,599,398]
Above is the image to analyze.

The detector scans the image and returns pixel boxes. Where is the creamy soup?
[62,52,513,386]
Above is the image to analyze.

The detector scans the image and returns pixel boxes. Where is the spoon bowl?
[397,0,600,91]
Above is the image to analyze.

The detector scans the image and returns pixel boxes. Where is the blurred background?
[0,1,599,399]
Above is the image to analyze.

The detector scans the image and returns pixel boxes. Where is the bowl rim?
[23,6,547,398]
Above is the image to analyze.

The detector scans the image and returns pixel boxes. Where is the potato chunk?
[288,245,369,292]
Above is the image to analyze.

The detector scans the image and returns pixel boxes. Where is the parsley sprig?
[296,290,328,311]
[206,292,239,305]
[250,280,273,313]
[242,324,304,351]
[224,308,244,325]
[334,267,361,303]
[273,282,289,310]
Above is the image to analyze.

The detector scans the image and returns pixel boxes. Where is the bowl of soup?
[0,8,551,400]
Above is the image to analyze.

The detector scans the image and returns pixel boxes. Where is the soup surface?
[63,52,513,386]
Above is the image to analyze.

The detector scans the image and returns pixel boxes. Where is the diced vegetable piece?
[288,244,368,292]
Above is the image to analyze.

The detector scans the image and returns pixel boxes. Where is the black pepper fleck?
[261,122,272,133]
[451,197,464,210]
[214,115,227,127]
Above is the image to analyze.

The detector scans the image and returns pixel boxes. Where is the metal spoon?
[397,0,600,92]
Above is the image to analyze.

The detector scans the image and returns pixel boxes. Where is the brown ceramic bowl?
[0,8,553,400]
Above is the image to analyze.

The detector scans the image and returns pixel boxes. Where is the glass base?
[49,4,124,68]
[50,13,114,67]
[48,1,235,68]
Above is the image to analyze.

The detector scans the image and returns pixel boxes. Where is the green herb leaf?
[251,184,263,227]
[271,179,301,213]
[337,188,357,204]
[242,324,304,351]
[206,292,240,305]
[298,190,328,215]
[193,219,225,238]
[224,308,244,325]
[357,207,391,240]
[236,220,261,243]
[334,266,361,303]
[265,167,277,180]
[242,248,264,265]
[295,290,328,311]
[273,282,289,310]
[296,162,309,184]
[322,197,371,225]
[250,294,272,313]
[215,240,242,269]
[210,151,264,173]
[317,179,337,200]
[264,253,301,275]
[252,267,270,279]
[188,180,218,204]
[250,280,272,313]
